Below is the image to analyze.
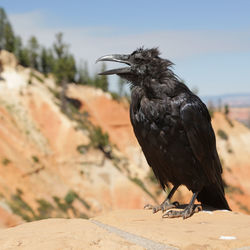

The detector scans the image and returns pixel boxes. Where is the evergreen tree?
[18,48,30,67]
[4,22,15,52]
[64,54,76,83]
[13,36,31,68]
[27,36,39,70]
[40,47,49,74]
[14,35,23,60]
[224,104,230,116]
[40,47,55,76]
[53,32,76,83]
[94,63,108,91]
[0,8,15,52]
[76,60,90,85]
[53,32,66,61]
[52,32,76,112]
[0,8,8,49]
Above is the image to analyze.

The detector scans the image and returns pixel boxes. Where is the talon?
[194,205,202,213]
[144,201,179,214]
[162,209,179,218]
[163,203,202,219]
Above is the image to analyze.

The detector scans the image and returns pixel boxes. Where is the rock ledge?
[0,209,250,249]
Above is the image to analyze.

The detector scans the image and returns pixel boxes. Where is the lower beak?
[96,54,131,75]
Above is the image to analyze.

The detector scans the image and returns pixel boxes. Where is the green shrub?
[76,144,89,154]
[36,199,54,219]
[53,196,68,212]
[2,158,11,166]
[8,190,35,222]
[48,87,60,99]
[32,155,39,163]
[110,92,121,102]
[31,72,44,83]
[64,190,78,205]
[89,126,110,150]
[217,129,228,140]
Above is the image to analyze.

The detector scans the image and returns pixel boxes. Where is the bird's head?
[96,48,173,85]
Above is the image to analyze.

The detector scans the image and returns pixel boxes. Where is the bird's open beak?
[96,54,131,75]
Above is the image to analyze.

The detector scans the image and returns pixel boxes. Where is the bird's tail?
[197,184,231,211]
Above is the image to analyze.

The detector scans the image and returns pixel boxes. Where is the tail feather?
[197,184,231,210]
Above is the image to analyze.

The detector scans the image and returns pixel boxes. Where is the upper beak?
[96,54,131,75]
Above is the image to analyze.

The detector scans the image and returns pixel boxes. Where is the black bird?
[96,48,230,219]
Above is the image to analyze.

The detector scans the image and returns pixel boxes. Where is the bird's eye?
[134,55,144,64]
[135,57,141,63]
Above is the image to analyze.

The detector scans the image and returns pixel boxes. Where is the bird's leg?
[162,192,202,219]
[144,185,180,213]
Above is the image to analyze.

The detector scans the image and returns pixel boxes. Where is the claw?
[152,207,158,213]
[144,204,161,213]
[162,204,202,219]
[162,209,180,218]
[144,201,179,214]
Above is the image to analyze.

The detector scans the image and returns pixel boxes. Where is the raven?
[96,48,230,219]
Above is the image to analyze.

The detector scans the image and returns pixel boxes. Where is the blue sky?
[1,0,250,95]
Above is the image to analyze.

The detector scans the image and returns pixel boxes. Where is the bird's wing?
[180,98,222,184]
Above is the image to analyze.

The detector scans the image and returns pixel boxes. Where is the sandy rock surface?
[0,209,250,249]
[0,218,142,250]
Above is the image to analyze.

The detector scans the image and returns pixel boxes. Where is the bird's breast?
[130,96,182,148]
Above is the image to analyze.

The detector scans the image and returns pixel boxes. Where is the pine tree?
[53,32,76,83]
[4,22,15,52]
[0,8,15,52]
[94,63,108,91]
[27,36,39,70]
[52,32,77,113]
[64,54,76,83]
[18,48,30,67]
[76,60,90,85]
[40,47,55,76]
[0,8,8,49]
[53,33,66,61]
[14,35,23,60]
[224,104,230,116]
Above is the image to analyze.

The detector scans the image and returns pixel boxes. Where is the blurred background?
[0,0,249,228]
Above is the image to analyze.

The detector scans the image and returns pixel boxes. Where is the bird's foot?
[162,204,202,219]
[144,200,179,214]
